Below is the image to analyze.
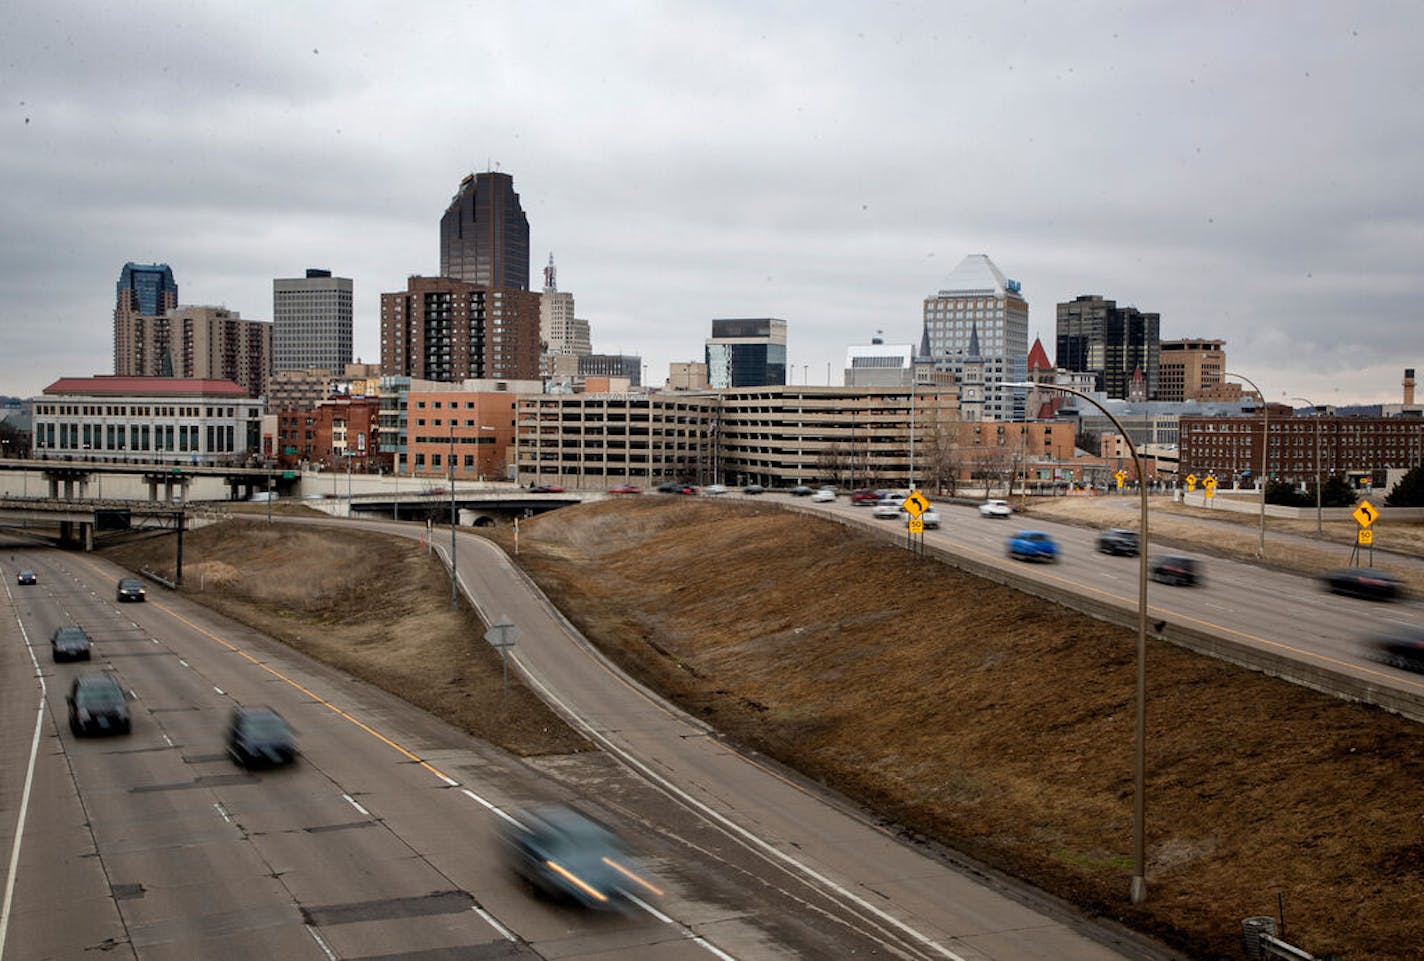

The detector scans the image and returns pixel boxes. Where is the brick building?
[1179,411,1424,487]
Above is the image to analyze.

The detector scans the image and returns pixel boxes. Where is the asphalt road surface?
[0,540,1169,961]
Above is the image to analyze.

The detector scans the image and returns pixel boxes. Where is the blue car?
[1007,530,1059,563]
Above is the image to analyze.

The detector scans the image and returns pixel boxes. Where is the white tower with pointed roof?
[921,254,1029,420]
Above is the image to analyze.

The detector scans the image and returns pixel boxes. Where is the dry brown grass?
[100,523,588,757]
[484,497,1424,961]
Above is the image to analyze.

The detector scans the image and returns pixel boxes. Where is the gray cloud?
[1,0,1419,406]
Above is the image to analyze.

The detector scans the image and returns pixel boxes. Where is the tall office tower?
[379,276,541,382]
[440,171,530,290]
[920,255,1029,420]
[273,268,353,374]
[114,262,179,375]
[164,306,273,399]
[705,318,787,389]
[1056,294,1160,400]
[538,254,591,377]
[1156,338,1226,401]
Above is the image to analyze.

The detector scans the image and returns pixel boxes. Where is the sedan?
[51,626,93,662]
[702,484,728,495]
[1007,530,1058,563]
[1321,567,1404,602]
[67,674,131,736]
[16,569,36,585]
[1096,529,1140,556]
[1367,627,1424,673]
[116,577,147,602]
[529,484,565,494]
[871,499,903,519]
[608,484,642,495]
[811,488,836,503]
[227,706,298,768]
[979,499,1013,518]
[1150,555,1201,587]
[917,508,941,530]
[789,486,814,497]
[500,803,661,910]
[743,484,767,495]
[850,489,882,506]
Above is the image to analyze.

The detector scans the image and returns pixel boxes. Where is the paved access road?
[7,543,1040,961]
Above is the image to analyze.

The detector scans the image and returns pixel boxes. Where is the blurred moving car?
[1150,555,1201,586]
[702,484,728,495]
[979,499,1013,518]
[67,674,131,736]
[1096,529,1140,556]
[850,489,881,506]
[789,485,814,497]
[1367,627,1424,673]
[743,484,767,495]
[51,626,93,662]
[871,498,902,519]
[1007,530,1058,562]
[811,487,836,502]
[500,803,661,910]
[16,569,36,585]
[655,481,696,494]
[608,484,642,494]
[529,484,565,493]
[226,706,297,768]
[116,577,147,602]
[1321,567,1404,602]
[917,508,941,530]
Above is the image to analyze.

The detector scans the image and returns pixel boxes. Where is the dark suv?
[227,706,297,768]
[51,626,93,662]
[67,674,131,736]
[116,577,147,602]
[1096,529,1140,556]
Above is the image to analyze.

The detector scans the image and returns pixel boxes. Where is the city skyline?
[3,3,1421,405]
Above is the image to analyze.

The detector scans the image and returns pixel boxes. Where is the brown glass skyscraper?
[440,172,530,290]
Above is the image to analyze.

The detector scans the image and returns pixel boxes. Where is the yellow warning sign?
[908,517,924,534]
[1357,528,1373,546]
[902,491,930,518]
[1353,500,1378,529]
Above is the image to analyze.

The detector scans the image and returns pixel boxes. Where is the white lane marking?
[460,788,524,829]
[514,658,968,961]
[213,802,232,824]
[304,924,338,960]
[213,687,225,695]
[341,793,370,817]
[162,733,174,747]
[179,659,189,667]
[626,894,737,960]
[0,592,45,961]
[470,904,517,942]
[437,773,458,786]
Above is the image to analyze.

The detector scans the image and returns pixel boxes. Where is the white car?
[871,499,902,519]
[917,508,941,529]
[979,499,1012,518]
[811,488,836,503]
[702,484,728,495]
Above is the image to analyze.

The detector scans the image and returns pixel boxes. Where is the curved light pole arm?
[999,381,1149,904]
[1224,371,1267,557]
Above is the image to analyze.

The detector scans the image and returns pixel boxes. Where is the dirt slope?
[482,497,1423,961]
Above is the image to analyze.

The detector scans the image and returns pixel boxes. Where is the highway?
[0,537,1169,960]
[798,496,1424,706]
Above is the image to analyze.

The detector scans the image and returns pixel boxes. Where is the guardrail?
[140,567,176,590]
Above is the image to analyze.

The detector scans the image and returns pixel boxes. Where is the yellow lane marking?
[70,555,458,786]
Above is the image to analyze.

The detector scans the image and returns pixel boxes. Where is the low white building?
[33,375,264,466]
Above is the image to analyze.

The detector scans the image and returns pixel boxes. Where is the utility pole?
[449,419,457,609]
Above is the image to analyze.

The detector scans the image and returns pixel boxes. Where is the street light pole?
[1292,397,1323,535]
[449,419,457,609]
[1225,371,1268,557]
[1000,380,1150,904]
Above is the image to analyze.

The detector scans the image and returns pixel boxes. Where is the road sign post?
[1350,500,1378,566]
[483,617,521,714]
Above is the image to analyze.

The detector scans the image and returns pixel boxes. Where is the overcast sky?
[3,1,1421,405]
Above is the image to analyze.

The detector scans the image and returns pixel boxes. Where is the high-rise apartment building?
[538,254,591,377]
[1056,295,1160,401]
[273,268,353,374]
[921,255,1029,420]
[705,318,787,389]
[113,262,178,376]
[1156,338,1225,402]
[379,276,541,382]
[165,306,273,399]
[439,171,530,290]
